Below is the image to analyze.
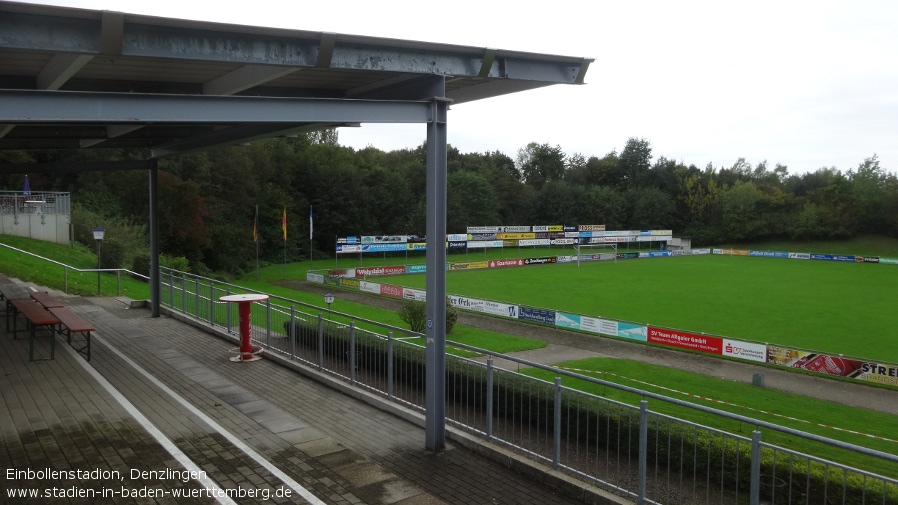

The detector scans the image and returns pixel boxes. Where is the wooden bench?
[30,291,65,308]
[1,283,31,331]
[48,307,95,362]
[10,298,60,361]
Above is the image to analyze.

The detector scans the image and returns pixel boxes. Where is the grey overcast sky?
[20,0,898,175]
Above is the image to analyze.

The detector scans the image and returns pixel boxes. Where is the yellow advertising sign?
[497,232,535,239]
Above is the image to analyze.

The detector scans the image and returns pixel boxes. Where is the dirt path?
[281,281,898,417]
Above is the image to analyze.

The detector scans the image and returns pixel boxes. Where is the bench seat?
[10,298,60,361]
[48,307,95,361]
[31,291,65,308]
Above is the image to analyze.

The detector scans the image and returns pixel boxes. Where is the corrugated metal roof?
[0,1,592,158]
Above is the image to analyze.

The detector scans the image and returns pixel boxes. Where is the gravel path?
[281,281,898,417]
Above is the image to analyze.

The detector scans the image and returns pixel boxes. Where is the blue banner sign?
[363,243,408,253]
[518,306,556,325]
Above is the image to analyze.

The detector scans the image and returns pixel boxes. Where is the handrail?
[0,241,148,295]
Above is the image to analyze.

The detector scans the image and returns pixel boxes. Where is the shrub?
[398,300,427,332]
[398,297,459,333]
[98,238,125,269]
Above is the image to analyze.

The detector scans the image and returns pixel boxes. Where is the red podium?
[219,293,269,362]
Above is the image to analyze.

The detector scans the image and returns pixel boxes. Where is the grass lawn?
[523,358,898,478]
[391,254,898,362]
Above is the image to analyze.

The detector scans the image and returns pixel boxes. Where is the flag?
[253,208,258,242]
[282,207,287,241]
[309,206,313,241]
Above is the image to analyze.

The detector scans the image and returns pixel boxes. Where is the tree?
[447,171,500,232]
[720,180,765,241]
[626,187,676,229]
[516,142,566,189]
[618,137,652,190]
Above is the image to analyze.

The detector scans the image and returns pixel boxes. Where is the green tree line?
[2,134,896,277]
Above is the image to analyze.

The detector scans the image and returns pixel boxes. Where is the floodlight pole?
[424,97,449,450]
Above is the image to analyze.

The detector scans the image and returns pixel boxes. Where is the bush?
[398,297,459,334]
[398,300,427,332]
[98,238,125,269]
[131,252,190,276]
[132,252,150,277]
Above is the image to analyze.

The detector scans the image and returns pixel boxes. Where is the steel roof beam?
[0,90,432,124]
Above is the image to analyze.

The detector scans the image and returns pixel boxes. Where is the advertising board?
[467,240,504,248]
[523,257,556,265]
[362,243,407,253]
[466,226,500,233]
[355,266,406,277]
[518,306,556,325]
[488,258,524,268]
[379,284,403,298]
[360,281,380,294]
[306,272,324,284]
[856,363,898,387]
[403,288,426,301]
[648,327,723,354]
[519,239,551,246]
[721,339,766,362]
[499,225,531,232]
[448,261,489,271]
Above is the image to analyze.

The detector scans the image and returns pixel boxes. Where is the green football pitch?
[389,254,898,363]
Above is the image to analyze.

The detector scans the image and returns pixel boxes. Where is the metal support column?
[424,97,450,450]
[149,159,161,317]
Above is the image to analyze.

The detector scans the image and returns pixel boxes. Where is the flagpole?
[309,206,313,266]
[254,204,259,279]
[282,206,287,270]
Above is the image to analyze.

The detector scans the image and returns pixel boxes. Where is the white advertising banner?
[722,339,767,362]
[306,272,324,284]
[359,281,381,294]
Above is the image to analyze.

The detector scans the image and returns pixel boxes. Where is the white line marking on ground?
[90,332,328,505]
[59,341,237,505]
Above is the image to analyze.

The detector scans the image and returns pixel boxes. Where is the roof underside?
[0,1,592,160]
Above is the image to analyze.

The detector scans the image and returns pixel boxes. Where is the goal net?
[575,243,617,267]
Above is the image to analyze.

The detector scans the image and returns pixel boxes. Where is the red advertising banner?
[648,327,723,354]
[379,284,403,298]
[488,258,525,268]
[356,266,406,277]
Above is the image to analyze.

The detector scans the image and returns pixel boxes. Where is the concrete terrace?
[1,284,621,505]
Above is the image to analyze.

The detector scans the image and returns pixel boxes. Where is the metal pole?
[553,376,562,470]
[316,312,324,371]
[96,239,101,295]
[486,356,494,441]
[349,321,356,384]
[638,399,648,504]
[387,331,394,400]
[424,96,449,451]
[289,305,296,359]
[149,160,161,316]
[750,430,762,505]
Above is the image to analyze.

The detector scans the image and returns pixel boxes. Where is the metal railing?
[0,191,71,216]
[160,267,898,505]
[0,242,147,295]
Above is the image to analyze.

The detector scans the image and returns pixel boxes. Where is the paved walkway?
[1,285,619,505]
